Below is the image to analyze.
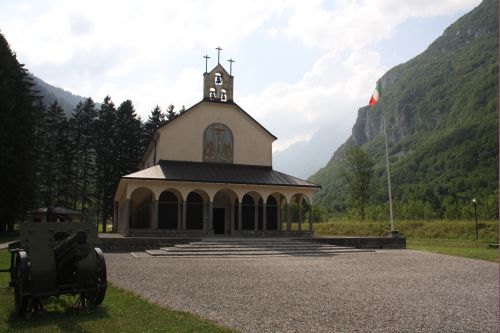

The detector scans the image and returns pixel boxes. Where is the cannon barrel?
[54,230,90,267]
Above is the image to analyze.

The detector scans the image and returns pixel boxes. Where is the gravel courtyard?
[106,250,498,333]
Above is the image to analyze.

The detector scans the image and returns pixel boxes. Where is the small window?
[220,89,227,102]
[215,73,223,85]
[209,87,216,100]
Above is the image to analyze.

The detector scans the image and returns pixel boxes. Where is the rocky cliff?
[309,0,499,216]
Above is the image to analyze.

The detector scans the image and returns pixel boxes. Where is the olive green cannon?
[1,222,107,315]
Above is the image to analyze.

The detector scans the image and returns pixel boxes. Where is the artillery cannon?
[1,221,107,315]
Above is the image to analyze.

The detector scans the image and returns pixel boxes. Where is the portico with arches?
[114,50,320,236]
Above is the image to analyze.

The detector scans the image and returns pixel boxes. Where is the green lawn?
[311,219,499,262]
[0,251,237,333]
[407,239,499,262]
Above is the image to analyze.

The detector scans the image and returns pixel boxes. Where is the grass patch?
[408,239,498,262]
[313,219,499,242]
[0,251,237,333]
[312,219,499,262]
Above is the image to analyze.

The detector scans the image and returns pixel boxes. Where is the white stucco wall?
[146,102,274,167]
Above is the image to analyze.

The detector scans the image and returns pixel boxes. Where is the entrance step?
[139,238,372,258]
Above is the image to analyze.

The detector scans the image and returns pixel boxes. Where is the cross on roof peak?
[203,54,210,73]
[227,58,235,76]
[215,46,223,64]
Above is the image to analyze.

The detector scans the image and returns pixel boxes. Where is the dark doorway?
[158,191,178,229]
[213,208,225,234]
[186,192,204,230]
[266,196,278,230]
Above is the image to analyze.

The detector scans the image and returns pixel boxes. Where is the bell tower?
[202,47,234,103]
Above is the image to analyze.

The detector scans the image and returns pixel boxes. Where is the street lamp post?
[472,198,478,240]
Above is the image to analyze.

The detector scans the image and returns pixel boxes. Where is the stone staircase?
[132,238,373,258]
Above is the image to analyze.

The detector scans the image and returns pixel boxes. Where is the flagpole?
[382,114,395,234]
[371,81,398,237]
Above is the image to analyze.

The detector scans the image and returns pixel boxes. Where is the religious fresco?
[203,123,233,163]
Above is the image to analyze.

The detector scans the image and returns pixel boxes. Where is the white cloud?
[0,0,481,154]
[284,0,481,51]
[240,49,386,151]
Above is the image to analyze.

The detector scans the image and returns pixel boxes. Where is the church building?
[113,53,320,236]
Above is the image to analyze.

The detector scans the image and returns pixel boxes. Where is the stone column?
[123,199,130,234]
[151,200,159,230]
[230,204,235,233]
[113,201,118,233]
[177,202,182,231]
[254,204,258,231]
[182,200,187,231]
[263,203,267,231]
[209,201,214,234]
[238,201,242,231]
[203,202,208,232]
[286,203,291,232]
[298,199,303,232]
[278,202,282,231]
[309,204,313,232]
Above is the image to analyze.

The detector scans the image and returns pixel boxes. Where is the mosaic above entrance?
[203,123,233,163]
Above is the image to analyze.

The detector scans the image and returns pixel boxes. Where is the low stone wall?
[98,234,406,252]
[307,236,406,249]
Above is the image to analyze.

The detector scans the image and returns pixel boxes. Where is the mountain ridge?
[309,0,499,218]
[30,74,85,116]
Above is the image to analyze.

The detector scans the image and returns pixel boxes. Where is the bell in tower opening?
[203,48,234,103]
[215,73,223,85]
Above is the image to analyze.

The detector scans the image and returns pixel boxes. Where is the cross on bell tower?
[216,46,222,64]
[202,47,235,103]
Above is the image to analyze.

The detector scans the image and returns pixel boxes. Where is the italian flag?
[369,82,380,109]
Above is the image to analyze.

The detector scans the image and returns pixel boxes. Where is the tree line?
[0,29,184,233]
[33,98,183,232]
[337,147,498,222]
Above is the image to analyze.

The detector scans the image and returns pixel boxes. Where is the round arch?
[290,193,312,232]
[241,194,255,230]
[265,195,279,231]
[130,187,155,229]
[158,190,180,229]
[186,190,209,230]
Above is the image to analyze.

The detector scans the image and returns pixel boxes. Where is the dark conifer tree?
[37,100,67,207]
[71,98,97,222]
[0,32,39,232]
[165,104,178,122]
[143,105,165,150]
[55,116,75,208]
[115,100,142,177]
[95,96,117,232]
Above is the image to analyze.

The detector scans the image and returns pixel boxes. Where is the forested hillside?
[309,0,498,220]
[30,75,85,116]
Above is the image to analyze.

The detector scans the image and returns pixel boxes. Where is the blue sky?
[0,0,481,151]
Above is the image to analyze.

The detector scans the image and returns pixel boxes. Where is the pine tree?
[143,105,165,150]
[71,98,97,222]
[0,32,39,232]
[37,100,67,207]
[115,100,142,178]
[55,117,75,208]
[165,104,178,122]
[95,96,117,232]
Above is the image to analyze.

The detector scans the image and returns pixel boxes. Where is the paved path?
[106,250,498,333]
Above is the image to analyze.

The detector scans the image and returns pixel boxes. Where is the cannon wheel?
[14,251,29,315]
[84,248,107,306]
